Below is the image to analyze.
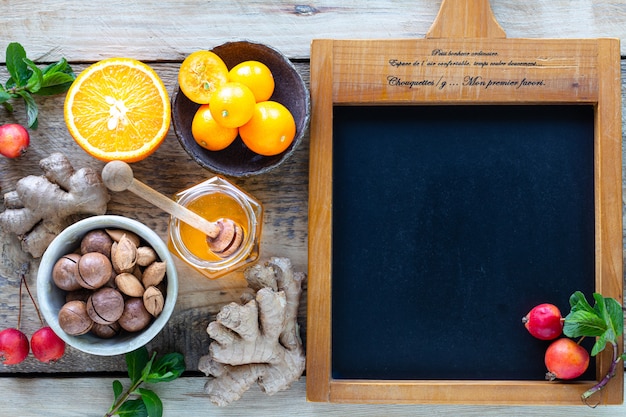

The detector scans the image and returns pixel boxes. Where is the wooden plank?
[329,380,600,405]
[594,38,624,405]
[306,39,334,403]
[0,376,624,416]
[0,1,626,62]
[426,0,506,38]
[330,39,601,104]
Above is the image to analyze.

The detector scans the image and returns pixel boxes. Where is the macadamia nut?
[91,322,121,339]
[80,229,113,257]
[87,287,124,325]
[52,253,83,291]
[58,300,93,336]
[78,252,113,289]
[118,298,152,332]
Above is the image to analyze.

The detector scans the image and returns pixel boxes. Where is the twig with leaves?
[105,347,185,417]
[0,42,76,128]
[563,291,626,406]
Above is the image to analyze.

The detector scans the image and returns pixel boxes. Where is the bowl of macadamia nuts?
[37,215,178,356]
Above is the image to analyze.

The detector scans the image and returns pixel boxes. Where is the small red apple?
[0,328,30,365]
[545,338,590,380]
[522,303,563,340]
[30,326,65,363]
[0,123,30,158]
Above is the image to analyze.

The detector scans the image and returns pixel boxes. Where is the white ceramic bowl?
[37,215,178,356]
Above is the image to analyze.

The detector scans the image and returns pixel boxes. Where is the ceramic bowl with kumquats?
[37,215,178,356]
[171,41,310,177]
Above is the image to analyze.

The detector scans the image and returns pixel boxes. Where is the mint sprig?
[563,291,626,405]
[1,42,76,128]
[105,347,185,417]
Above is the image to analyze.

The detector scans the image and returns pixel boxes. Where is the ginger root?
[198,257,306,406]
[0,153,110,257]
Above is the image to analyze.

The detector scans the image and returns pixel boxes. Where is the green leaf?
[591,329,613,356]
[141,352,158,382]
[126,347,150,384]
[564,292,625,358]
[23,58,43,93]
[5,76,18,92]
[563,309,606,338]
[37,72,75,95]
[605,297,624,337]
[42,57,70,75]
[138,388,163,417]
[16,90,38,128]
[569,291,595,314]
[592,293,608,318]
[116,398,148,417]
[145,352,185,383]
[0,85,12,111]
[36,82,74,96]
[2,101,14,112]
[38,58,76,95]
[112,380,124,401]
[6,42,31,87]
[42,72,75,86]
[0,90,11,104]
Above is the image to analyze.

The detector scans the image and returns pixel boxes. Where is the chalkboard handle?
[426,0,506,39]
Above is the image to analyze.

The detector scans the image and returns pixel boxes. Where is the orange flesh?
[64,58,170,162]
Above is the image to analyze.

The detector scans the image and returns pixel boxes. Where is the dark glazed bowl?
[171,41,310,177]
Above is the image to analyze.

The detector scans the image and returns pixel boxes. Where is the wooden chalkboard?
[307,0,623,405]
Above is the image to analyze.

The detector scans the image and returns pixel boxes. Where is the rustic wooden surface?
[2,0,626,60]
[0,0,625,415]
[0,59,310,371]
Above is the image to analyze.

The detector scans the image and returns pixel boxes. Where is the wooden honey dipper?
[101,160,244,258]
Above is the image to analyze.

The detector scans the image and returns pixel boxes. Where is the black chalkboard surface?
[331,105,596,381]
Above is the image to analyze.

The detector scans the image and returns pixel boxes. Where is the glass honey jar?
[167,176,262,279]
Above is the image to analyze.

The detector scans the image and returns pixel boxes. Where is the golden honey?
[167,176,262,279]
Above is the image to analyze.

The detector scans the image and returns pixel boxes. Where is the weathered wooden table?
[1,1,625,415]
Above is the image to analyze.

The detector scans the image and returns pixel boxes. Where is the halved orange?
[178,50,229,104]
[64,58,171,162]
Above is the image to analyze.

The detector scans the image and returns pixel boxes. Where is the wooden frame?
[307,0,623,405]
